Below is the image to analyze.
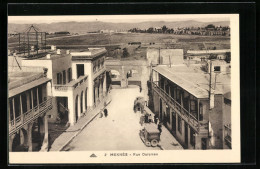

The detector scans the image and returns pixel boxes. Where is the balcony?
[54,75,88,91]
[224,124,232,148]
[152,82,201,132]
[9,97,53,136]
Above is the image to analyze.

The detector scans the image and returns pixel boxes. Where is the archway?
[110,69,121,86]
[11,128,28,152]
[80,91,83,114]
[31,117,44,151]
[75,95,78,122]
[85,88,88,111]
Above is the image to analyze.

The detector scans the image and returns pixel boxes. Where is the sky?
[8,14,230,24]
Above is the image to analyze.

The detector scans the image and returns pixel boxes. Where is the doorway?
[76,64,84,78]
[201,138,207,150]
[185,122,188,147]
[172,111,176,135]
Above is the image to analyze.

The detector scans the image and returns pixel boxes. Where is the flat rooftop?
[153,64,231,99]
[70,48,107,60]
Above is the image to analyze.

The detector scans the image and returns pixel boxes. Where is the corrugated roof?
[153,65,230,98]
[9,77,51,98]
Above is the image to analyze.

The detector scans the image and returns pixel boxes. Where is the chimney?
[46,54,51,59]
[57,49,61,55]
[66,50,70,54]
[51,45,56,51]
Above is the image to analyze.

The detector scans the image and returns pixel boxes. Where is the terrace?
[9,97,53,136]
[53,75,88,91]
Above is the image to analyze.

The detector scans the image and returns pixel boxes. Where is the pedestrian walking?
[140,115,145,126]
[99,111,103,118]
[158,122,162,134]
[148,114,153,123]
[154,114,159,124]
[104,108,108,117]
[144,113,149,123]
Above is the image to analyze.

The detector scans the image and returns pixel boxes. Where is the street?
[63,86,161,151]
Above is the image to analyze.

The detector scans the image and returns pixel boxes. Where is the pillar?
[40,115,49,151]
[27,123,33,152]
[9,135,14,152]
[68,93,76,126]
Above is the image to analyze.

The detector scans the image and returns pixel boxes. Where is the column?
[31,90,34,111]
[19,95,24,123]
[68,92,75,126]
[12,98,16,127]
[9,135,14,152]
[27,123,33,152]
[37,88,40,111]
[40,115,49,151]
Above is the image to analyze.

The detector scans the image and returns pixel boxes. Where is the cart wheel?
[145,141,151,147]
[151,139,158,147]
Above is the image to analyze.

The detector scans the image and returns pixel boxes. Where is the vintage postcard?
[8,14,240,163]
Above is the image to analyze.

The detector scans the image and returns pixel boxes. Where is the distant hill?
[8,20,230,34]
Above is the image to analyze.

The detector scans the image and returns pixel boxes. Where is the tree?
[122,48,130,58]
[224,52,231,63]
[147,27,154,33]
[205,24,215,30]
[162,25,168,33]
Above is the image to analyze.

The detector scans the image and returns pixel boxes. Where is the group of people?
[99,108,108,118]
[140,112,162,134]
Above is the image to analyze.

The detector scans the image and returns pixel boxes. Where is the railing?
[54,75,88,91]
[224,124,232,148]
[152,81,200,132]
[9,97,53,136]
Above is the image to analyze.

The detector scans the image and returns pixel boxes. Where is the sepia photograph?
[7,12,240,164]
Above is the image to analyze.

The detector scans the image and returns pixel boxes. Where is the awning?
[9,77,51,98]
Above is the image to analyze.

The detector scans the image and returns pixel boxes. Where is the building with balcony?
[151,64,231,149]
[70,48,107,108]
[21,47,107,126]
[8,67,52,152]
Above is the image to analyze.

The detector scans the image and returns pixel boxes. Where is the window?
[166,105,170,123]
[77,64,85,78]
[63,70,66,84]
[67,68,72,82]
[93,62,97,72]
[21,93,27,113]
[160,76,165,90]
[14,95,21,118]
[214,66,221,72]
[9,99,14,121]
[57,73,62,84]
[178,116,182,134]
[33,88,38,107]
[190,98,198,119]
[98,60,100,69]
[176,88,181,104]
[199,103,203,121]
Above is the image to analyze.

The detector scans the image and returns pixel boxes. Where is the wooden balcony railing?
[224,124,232,148]
[54,75,88,91]
[9,97,53,136]
[152,81,201,132]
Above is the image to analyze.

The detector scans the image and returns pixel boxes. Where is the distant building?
[147,48,184,65]
[151,64,231,149]
[206,60,230,74]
